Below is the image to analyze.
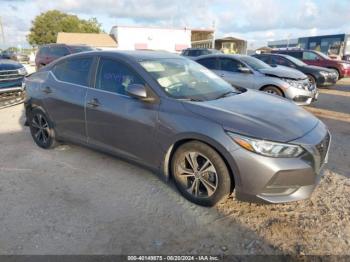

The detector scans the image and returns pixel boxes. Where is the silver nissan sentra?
[24,51,330,206]
[195,54,319,106]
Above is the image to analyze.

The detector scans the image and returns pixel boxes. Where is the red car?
[35,44,94,71]
[273,49,350,79]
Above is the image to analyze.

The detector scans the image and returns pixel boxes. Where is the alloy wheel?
[176,152,218,198]
[31,113,50,145]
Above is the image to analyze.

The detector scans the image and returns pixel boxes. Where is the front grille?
[316,132,330,165]
[0,69,22,82]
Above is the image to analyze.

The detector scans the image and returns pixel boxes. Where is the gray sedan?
[24,51,330,206]
[195,54,318,105]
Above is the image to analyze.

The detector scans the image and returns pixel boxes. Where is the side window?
[219,58,244,72]
[271,56,293,67]
[257,55,271,64]
[303,51,319,60]
[286,52,302,59]
[53,57,93,86]
[96,58,145,95]
[188,50,198,56]
[39,47,49,56]
[197,58,217,70]
[50,47,70,57]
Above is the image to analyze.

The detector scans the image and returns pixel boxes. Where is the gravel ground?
[0,79,349,255]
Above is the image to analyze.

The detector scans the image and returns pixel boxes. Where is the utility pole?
[211,20,216,49]
[0,16,5,46]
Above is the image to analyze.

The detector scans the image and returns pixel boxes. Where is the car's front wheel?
[262,85,284,96]
[171,141,232,206]
[29,108,57,149]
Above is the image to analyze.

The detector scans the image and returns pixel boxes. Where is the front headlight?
[282,78,304,90]
[17,67,27,76]
[319,71,329,77]
[227,133,304,158]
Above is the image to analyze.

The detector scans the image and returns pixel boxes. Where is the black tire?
[29,108,57,149]
[307,74,317,87]
[262,85,283,96]
[171,141,232,206]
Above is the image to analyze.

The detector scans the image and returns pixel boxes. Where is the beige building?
[215,37,247,54]
[56,32,117,50]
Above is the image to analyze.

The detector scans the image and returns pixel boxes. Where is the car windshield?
[284,55,307,66]
[239,56,271,71]
[140,58,237,100]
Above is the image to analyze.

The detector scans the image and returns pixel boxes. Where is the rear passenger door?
[85,57,159,166]
[302,51,321,66]
[43,56,94,142]
[217,58,256,89]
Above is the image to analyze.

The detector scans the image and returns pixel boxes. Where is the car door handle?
[220,73,225,77]
[87,98,100,107]
[42,86,52,94]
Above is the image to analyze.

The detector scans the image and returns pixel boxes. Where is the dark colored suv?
[35,44,94,70]
[272,49,350,79]
[181,48,221,59]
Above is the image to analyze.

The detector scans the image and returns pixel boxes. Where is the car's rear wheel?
[262,86,283,96]
[171,141,231,206]
[29,108,57,149]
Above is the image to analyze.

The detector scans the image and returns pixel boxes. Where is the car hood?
[259,66,307,80]
[183,90,319,142]
[0,59,23,70]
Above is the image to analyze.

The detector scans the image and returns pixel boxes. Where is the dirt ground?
[0,79,349,255]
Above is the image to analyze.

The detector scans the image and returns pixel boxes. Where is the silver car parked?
[195,54,318,105]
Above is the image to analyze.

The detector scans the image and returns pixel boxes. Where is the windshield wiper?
[214,91,237,100]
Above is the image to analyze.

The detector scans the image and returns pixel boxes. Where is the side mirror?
[126,84,153,101]
[238,67,251,74]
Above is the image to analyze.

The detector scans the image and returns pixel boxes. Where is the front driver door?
[217,58,256,89]
[85,57,159,166]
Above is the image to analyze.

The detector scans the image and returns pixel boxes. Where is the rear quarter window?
[52,57,93,86]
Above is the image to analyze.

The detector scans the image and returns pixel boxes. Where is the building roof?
[111,25,214,32]
[215,36,246,42]
[56,33,117,48]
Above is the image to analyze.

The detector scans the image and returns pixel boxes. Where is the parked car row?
[194,54,318,106]
[0,58,27,95]
[1,50,30,63]
[24,50,331,207]
[252,53,338,87]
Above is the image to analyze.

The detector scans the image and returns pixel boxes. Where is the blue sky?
[0,0,349,49]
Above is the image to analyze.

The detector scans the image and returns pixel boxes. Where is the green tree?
[27,10,103,46]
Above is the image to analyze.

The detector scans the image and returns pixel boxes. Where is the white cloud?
[0,0,350,49]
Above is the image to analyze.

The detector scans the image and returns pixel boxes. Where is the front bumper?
[231,121,330,204]
[318,73,338,86]
[280,79,318,106]
[340,68,350,78]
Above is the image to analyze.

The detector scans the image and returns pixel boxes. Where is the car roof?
[194,53,249,60]
[47,50,185,66]
[40,43,91,48]
[255,53,292,59]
